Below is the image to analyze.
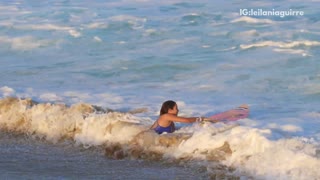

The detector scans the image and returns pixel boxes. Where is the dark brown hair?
[160,100,176,115]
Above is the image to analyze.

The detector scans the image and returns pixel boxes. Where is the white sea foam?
[201,45,211,48]
[0,5,31,15]
[299,29,320,35]
[0,97,319,179]
[208,31,229,37]
[234,29,259,37]
[0,5,19,11]
[116,41,127,44]
[68,29,81,37]
[0,36,51,50]
[93,36,102,42]
[158,39,184,45]
[222,127,320,179]
[96,93,124,104]
[108,15,147,28]
[40,93,64,102]
[63,91,124,106]
[17,24,72,31]
[240,40,320,49]
[10,23,82,38]
[267,123,303,132]
[143,28,157,36]
[172,123,320,179]
[273,48,310,56]
[86,22,108,29]
[0,86,15,97]
[232,16,274,24]
[74,113,144,146]
[63,91,91,102]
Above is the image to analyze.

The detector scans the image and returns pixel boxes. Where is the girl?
[150,100,206,134]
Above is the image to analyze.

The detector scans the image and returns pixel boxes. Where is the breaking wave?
[1,97,319,179]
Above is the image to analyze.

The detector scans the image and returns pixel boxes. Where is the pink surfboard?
[206,104,249,123]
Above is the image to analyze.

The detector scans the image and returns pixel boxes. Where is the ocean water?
[1,0,320,179]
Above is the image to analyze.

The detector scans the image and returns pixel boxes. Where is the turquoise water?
[1,0,320,179]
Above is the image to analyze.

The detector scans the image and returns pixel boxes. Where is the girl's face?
[168,104,179,115]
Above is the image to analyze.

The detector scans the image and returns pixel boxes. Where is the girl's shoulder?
[159,113,174,121]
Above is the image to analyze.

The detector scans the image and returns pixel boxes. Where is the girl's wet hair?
[160,100,176,115]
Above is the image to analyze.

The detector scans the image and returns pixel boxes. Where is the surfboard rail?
[205,104,249,123]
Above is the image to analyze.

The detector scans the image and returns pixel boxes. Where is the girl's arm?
[162,113,203,123]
